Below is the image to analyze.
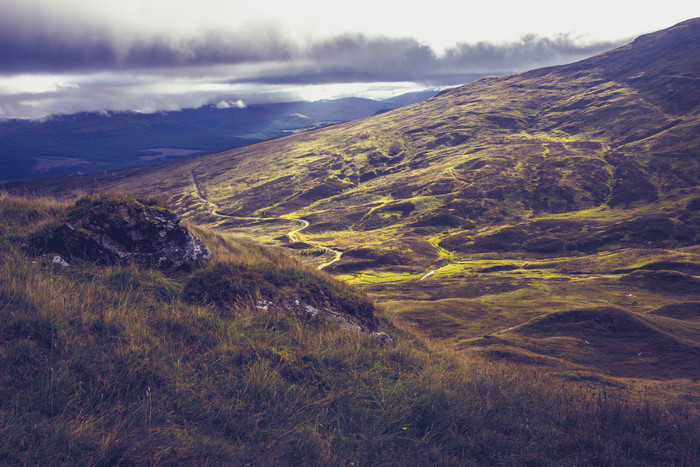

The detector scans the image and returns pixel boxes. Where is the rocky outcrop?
[180,261,389,340]
[255,298,393,344]
[31,194,210,270]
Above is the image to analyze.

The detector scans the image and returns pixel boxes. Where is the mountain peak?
[551,17,700,113]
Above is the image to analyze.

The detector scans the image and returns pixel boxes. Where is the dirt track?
[190,170,343,270]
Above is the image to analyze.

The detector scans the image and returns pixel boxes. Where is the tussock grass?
[187,225,376,325]
[0,192,68,238]
[1,194,699,465]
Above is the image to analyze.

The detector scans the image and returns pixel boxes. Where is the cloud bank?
[0,1,629,119]
[0,21,621,76]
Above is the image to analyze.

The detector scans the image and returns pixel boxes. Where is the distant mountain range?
[0,90,439,183]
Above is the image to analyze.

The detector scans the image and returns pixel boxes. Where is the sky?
[0,0,697,119]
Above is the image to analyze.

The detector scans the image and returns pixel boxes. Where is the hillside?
[1,194,698,464]
[4,19,700,402]
[10,19,698,251]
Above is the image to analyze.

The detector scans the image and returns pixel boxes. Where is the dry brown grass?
[1,194,699,464]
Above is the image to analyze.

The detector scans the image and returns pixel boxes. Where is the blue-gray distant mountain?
[0,92,438,183]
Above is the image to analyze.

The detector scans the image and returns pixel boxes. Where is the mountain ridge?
[8,20,698,213]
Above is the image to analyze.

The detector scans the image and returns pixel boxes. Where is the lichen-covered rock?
[31,194,210,270]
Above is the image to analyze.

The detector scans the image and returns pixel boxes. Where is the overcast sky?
[1,0,697,119]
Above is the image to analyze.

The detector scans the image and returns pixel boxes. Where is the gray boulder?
[31,194,210,271]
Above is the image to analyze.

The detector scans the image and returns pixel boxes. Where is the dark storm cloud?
[0,2,627,119]
[0,27,296,73]
[0,8,622,80]
[441,34,622,70]
[221,34,622,86]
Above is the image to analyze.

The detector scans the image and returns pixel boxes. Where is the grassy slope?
[10,21,697,263]
[10,27,697,244]
[1,194,699,465]
[3,19,699,419]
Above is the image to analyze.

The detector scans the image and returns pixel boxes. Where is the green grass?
[1,194,699,464]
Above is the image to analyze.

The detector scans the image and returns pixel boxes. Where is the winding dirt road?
[419,261,470,280]
[419,262,625,281]
[190,170,343,270]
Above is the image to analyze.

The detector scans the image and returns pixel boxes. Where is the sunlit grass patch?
[342,269,421,285]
